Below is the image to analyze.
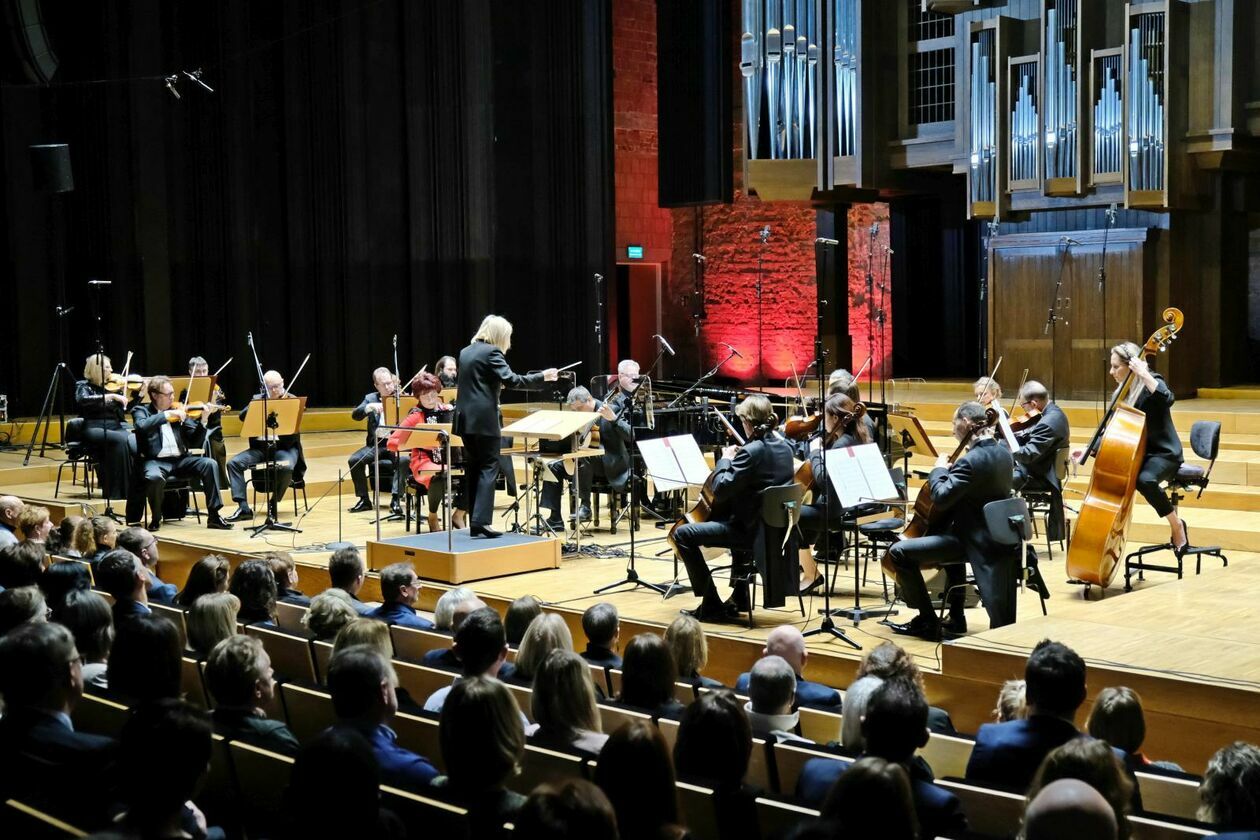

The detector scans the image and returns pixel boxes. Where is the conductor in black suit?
[1012,380,1070,540]
[453,315,558,538]
[888,400,1015,639]
[129,376,232,531]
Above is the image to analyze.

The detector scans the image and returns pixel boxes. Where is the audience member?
[40,559,91,613]
[88,515,118,566]
[205,635,299,755]
[1028,738,1134,839]
[595,720,687,840]
[995,678,1028,723]
[1024,778,1119,840]
[116,526,177,605]
[0,539,45,589]
[0,622,117,828]
[965,639,1087,793]
[55,514,87,557]
[504,594,542,647]
[839,675,883,753]
[674,689,759,840]
[818,756,918,840]
[1087,686,1183,773]
[856,640,955,733]
[303,589,359,641]
[1198,742,1260,835]
[616,632,685,719]
[176,554,231,608]
[186,591,240,658]
[56,589,113,685]
[0,585,48,634]
[283,726,406,839]
[0,495,21,546]
[514,779,619,840]
[327,645,438,789]
[111,699,217,839]
[530,649,607,756]
[512,612,574,684]
[330,617,429,712]
[18,504,53,543]
[423,606,510,713]
[367,562,434,629]
[735,625,841,711]
[433,586,478,631]
[423,588,486,669]
[432,675,528,837]
[96,548,152,624]
[327,546,373,615]
[105,612,182,705]
[666,614,722,689]
[745,655,811,744]
[263,550,309,606]
[69,515,97,557]
[580,601,621,669]
[230,557,278,625]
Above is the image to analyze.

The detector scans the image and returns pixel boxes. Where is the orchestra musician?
[186,356,229,489]
[75,353,137,511]
[797,393,871,551]
[887,400,1016,639]
[435,355,458,389]
[827,368,878,442]
[386,371,467,532]
[975,375,1019,450]
[674,395,794,623]
[224,370,306,522]
[539,384,633,530]
[128,376,232,531]
[453,315,558,539]
[1011,380,1070,540]
[347,367,403,516]
[1079,342,1187,553]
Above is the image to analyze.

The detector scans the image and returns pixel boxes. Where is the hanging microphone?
[692,253,706,263]
[1106,203,1118,224]
[869,221,879,238]
[87,279,112,286]
[593,273,603,282]
[759,225,771,243]
[721,342,743,358]
[1060,236,1082,246]
[653,334,676,356]
[815,237,840,245]
[392,334,397,348]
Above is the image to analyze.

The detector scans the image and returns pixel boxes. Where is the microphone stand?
[1044,239,1072,403]
[665,348,738,410]
[246,335,300,538]
[373,337,405,524]
[1098,206,1117,405]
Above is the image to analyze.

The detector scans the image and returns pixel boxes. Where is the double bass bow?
[1065,307,1184,588]
[879,406,1000,582]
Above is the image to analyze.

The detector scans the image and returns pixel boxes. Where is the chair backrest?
[150,602,187,650]
[1054,446,1072,482]
[392,660,455,707]
[63,417,85,445]
[656,715,680,752]
[2,799,87,838]
[228,741,294,830]
[199,734,239,835]
[1127,814,1213,839]
[504,682,535,723]
[597,703,652,738]
[608,668,624,697]
[773,743,849,800]
[274,601,309,635]
[755,796,819,840]
[72,693,130,738]
[673,680,697,704]
[390,625,452,663]
[983,497,1032,545]
[588,662,612,696]
[760,483,806,528]
[510,745,587,795]
[380,785,470,839]
[1134,771,1203,822]
[937,779,1025,839]
[312,640,335,684]
[279,683,338,742]
[245,625,317,685]
[391,712,445,773]
[746,737,774,792]
[1188,420,1221,465]
[918,732,976,780]
[676,781,720,840]
[797,706,843,744]
[181,656,209,708]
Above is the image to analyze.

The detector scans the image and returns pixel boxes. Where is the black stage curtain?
[0,0,613,413]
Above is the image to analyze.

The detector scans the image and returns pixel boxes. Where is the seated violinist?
[975,375,1018,450]
[75,353,138,514]
[538,385,633,531]
[387,371,467,532]
[797,394,872,551]
[1012,380,1070,540]
[186,356,229,490]
[348,367,403,516]
[887,401,1014,640]
[828,368,877,442]
[674,395,794,623]
[129,376,232,531]
[224,371,306,523]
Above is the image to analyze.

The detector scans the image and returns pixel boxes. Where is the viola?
[169,401,231,421]
[104,372,146,395]
[784,413,822,441]
[1008,408,1042,433]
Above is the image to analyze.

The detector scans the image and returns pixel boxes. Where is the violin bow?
[282,353,312,398]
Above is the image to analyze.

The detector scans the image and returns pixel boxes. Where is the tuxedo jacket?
[708,434,795,525]
[1132,374,1182,461]
[927,438,1015,569]
[452,340,545,438]
[131,404,205,460]
[1012,402,1070,491]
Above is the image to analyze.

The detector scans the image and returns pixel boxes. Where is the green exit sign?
[626,244,644,259]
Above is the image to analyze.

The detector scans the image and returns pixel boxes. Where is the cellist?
[887,400,1015,639]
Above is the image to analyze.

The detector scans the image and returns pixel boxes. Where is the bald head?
[1025,779,1118,840]
[0,497,21,527]
[764,626,807,674]
[1020,380,1049,408]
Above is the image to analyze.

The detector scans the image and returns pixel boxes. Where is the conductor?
[453,315,558,538]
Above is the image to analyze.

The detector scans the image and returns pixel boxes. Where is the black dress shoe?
[390,496,403,516]
[147,520,161,532]
[471,525,502,538]
[207,513,234,531]
[942,612,967,634]
[888,615,942,640]
[682,601,741,624]
[223,506,253,523]
[348,497,373,513]
[571,505,593,523]
[800,574,826,595]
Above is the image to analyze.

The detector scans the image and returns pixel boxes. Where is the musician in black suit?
[1101,342,1187,553]
[186,356,229,489]
[75,353,137,508]
[1012,380,1071,542]
[224,370,307,522]
[888,400,1015,639]
[453,315,558,538]
[347,367,403,515]
[540,385,633,528]
[129,376,232,531]
[797,392,871,549]
[674,395,795,623]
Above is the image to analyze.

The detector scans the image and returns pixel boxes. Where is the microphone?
[87,279,112,286]
[721,342,744,359]
[759,225,770,243]
[815,237,840,245]
[1060,236,1082,246]
[1107,203,1118,224]
[653,334,676,356]
[392,334,397,348]
[593,273,603,282]
[869,221,879,238]
[55,305,74,316]
[691,253,707,263]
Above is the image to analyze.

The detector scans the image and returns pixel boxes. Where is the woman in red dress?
[387,371,467,531]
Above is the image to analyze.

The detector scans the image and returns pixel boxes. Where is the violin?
[666,405,747,556]
[169,401,232,421]
[1008,408,1042,433]
[792,403,866,492]
[784,413,823,441]
[104,373,146,395]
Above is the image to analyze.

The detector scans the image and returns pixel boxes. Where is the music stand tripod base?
[248,516,301,538]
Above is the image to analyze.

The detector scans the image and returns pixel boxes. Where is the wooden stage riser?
[365,538,560,585]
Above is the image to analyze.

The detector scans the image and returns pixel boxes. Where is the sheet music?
[993,404,1020,451]
[824,443,900,509]
[637,435,711,491]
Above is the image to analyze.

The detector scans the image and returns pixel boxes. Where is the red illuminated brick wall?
[846,202,892,379]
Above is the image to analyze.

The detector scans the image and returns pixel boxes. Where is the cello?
[1065,307,1184,588]
[879,406,999,582]
[666,405,746,556]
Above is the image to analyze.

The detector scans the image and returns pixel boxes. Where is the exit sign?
[626,244,644,259]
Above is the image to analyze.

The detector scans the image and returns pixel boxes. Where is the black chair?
[590,474,632,534]
[935,497,1035,631]
[1123,421,1227,590]
[720,483,807,629]
[1020,446,1072,560]
[55,417,97,498]
[158,477,204,524]
[403,470,465,532]
[249,465,308,516]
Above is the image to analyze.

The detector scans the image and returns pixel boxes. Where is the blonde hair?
[83,354,111,386]
[187,592,241,657]
[334,617,393,659]
[734,394,776,432]
[18,506,50,540]
[531,650,601,740]
[473,315,513,353]
[994,679,1027,723]
[1110,341,1141,363]
[304,590,360,641]
[973,376,1002,400]
[514,612,574,681]
[664,615,708,678]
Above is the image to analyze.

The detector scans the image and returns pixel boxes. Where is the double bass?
[1066,307,1184,588]
[879,407,999,582]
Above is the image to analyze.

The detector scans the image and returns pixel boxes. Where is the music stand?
[887,411,937,480]
[503,410,600,551]
[824,443,901,625]
[636,434,712,598]
[381,423,461,549]
[239,395,306,537]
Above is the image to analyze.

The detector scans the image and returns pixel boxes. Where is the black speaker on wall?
[656,0,731,207]
[30,143,73,192]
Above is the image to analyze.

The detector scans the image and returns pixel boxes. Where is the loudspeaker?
[656,0,731,207]
[29,143,73,192]
[5,0,59,85]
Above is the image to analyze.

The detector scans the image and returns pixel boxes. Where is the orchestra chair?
[54,417,97,499]
[934,497,1036,634]
[589,474,632,534]
[710,483,807,629]
[1019,445,1072,560]
[403,470,465,533]
[248,465,308,516]
[1124,421,1227,591]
